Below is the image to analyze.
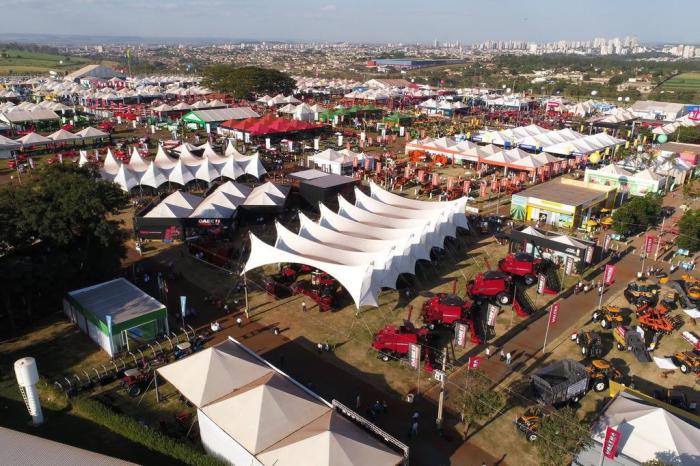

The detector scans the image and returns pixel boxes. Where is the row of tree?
[0,165,128,335]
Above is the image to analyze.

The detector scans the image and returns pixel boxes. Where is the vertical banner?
[603,264,617,285]
[644,235,657,255]
[603,426,621,460]
[408,343,421,370]
[585,245,594,264]
[180,296,187,319]
[480,182,487,197]
[313,138,320,150]
[360,131,366,142]
[467,356,483,369]
[454,322,468,347]
[487,304,499,327]
[338,134,343,147]
[603,234,612,252]
[399,126,405,137]
[244,132,250,143]
[265,138,271,149]
[537,274,547,294]
[205,123,211,134]
[565,255,574,275]
[549,302,560,325]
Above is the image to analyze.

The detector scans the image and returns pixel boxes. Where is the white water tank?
[14,357,44,426]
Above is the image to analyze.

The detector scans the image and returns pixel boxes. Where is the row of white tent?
[91,142,267,192]
[307,148,375,174]
[0,126,109,149]
[244,182,468,308]
[151,99,228,113]
[144,181,287,219]
[277,102,326,120]
[294,76,361,92]
[417,99,467,111]
[0,100,72,113]
[256,94,301,107]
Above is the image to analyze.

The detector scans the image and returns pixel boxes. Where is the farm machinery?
[498,253,546,286]
[591,305,625,329]
[466,271,513,305]
[612,326,651,363]
[290,271,338,311]
[624,280,659,307]
[681,275,700,304]
[421,293,482,344]
[671,351,700,374]
[515,406,552,442]
[530,358,622,407]
[635,303,683,335]
[121,368,151,397]
[572,331,603,358]
[371,323,435,372]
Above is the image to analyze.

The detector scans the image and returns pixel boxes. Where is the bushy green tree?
[457,369,504,437]
[0,165,128,334]
[202,65,295,99]
[534,407,593,466]
[612,193,662,236]
[677,209,700,252]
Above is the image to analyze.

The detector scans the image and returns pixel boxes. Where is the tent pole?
[154,372,160,403]
[243,272,250,318]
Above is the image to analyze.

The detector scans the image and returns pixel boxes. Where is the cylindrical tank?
[14,357,44,425]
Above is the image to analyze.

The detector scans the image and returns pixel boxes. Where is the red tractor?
[371,323,434,372]
[498,253,543,286]
[467,271,512,305]
[290,272,337,311]
[99,120,115,133]
[121,368,150,397]
[421,293,482,344]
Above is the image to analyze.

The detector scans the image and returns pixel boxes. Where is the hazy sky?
[3,0,698,44]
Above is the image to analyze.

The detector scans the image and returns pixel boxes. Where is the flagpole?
[542,306,553,354]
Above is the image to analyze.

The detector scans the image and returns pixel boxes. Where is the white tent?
[144,191,202,218]
[168,159,195,185]
[154,144,178,169]
[139,162,168,189]
[102,148,122,175]
[308,149,352,174]
[17,132,51,146]
[113,164,138,192]
[179,145,203,167]
[47,128,79,142]
[243,182,467,308]
[75,126,108,139]
[127,147,149,173]
[193,159,221,183]
[77,150,90,167]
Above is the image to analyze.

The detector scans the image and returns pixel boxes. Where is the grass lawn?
[661,72,700,91]
[0,48,88,75]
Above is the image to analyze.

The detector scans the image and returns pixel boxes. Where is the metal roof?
[516,178,613,208]
[186,107,259,122]
[67,278,165,325]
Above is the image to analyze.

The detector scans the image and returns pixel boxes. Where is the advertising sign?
[549,302,560,325]
[603,234,612,252]
[487,304,499,327]
[585,245,595,264]
[537,274,547,294]
[408,343,421,370]
[480,182,487,197]
[454,322,468,347]
[604,264,617,285]
[565,255,575,275]
[603,426,622,459]
[644,235,657,255]
[467,356,483,369]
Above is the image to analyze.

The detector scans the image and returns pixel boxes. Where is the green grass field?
[0,48,88,75]
[661,72,700,91]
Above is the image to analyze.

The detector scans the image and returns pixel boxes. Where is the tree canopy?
[202,65,295,99]
[612,193,662,236]
[534,407,593,466]
[677,209,700,252]
[0,165,128,334]
[457,369,504,437]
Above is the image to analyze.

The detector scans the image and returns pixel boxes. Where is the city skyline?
[2,0,699,45]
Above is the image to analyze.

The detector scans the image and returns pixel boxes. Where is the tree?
[612,193,662,236]
[0,165,128,334]
[202,65,295,99]
[457,369,504,437]
[534,407,593,466]
[677,209,700,252]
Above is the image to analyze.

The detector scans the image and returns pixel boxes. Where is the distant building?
[64,64,124,83]
[629,100,688,122]
[368,58,464,70]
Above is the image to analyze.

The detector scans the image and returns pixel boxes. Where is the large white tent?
[157,338,403,466]
[243,182,468,308]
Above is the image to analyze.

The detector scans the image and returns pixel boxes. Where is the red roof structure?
[221,116,323,136]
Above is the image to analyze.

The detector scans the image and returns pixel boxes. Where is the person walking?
[409,419,419,438]
[355,393,361,411]
[499,349,506,362]
[301,302,307,312]
[506,352,512,365]
[236,316,243,327]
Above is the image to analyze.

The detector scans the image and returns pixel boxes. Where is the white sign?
[205,123,211,134]
[433,369,446,382]
[314,138,320,150]
[399,126,405,137]
[265,138,271,149]
[337,135,343,147]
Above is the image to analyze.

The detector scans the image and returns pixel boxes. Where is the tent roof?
[257,411,402,466]
[67,278,164,325]
[157,340,274,407]
[201,372,330,454]
[17,132,51,145]
[591,392,700,464]
[75,126,109,138]
[47,128,79,141]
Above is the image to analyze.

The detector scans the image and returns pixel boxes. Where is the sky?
[2,0,699,44]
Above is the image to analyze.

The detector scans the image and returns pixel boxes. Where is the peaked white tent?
[154,144,178,169]
[168,159,195,185]
[243,183,468,308]
[47,128,79,142]
[127,147,149,173]
[102,148,122,175]
[17,132,51,145]
[140,162,168,189]
[193,159,221,183]
[113,164,138,192]
[75,126,108,139]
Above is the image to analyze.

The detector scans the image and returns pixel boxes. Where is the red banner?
[604,264,616,285]
[603,426,622,459]
[537,274,547,294]
[480,182,487,197]
[408,343,421,370]
[549,302,560,325]
[454,322,468,347]
[468,356,483,369]
[644,235,657,255]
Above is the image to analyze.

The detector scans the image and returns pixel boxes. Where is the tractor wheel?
[581,346,587,356]
[527,433,538,442]
[428,323,436,331]
[570,395,581,404]
[680,364,689,374]
[617,343,625,351]
[575,335,581,344]
[524,274,536,286]
[496,292,510,305]
[591,311,600,322]
[593,381,607,392]
[600,318,609,329]
[128,385,142,398]
[381,352,391,363]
